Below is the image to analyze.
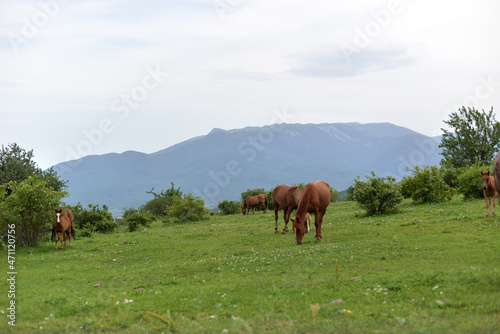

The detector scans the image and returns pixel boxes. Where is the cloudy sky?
[1,0,499,169]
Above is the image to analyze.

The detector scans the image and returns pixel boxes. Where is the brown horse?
[272,184,305,234]
[54,208,73,251]
[481,171,497,218]
[292,181,331,245]
[242,194,268,215]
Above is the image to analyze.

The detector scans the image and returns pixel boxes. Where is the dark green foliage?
[141,182,183,217]
[217,200,242,215]
[0,143,67,192]
[0,143,39,185]
[353,171,403,215]
[70,203,115,233]
[127,212,153,232]
[440,106,500,168]
[330,187,339,203]
[164,194,209,224]
[400,165,454,203]
[457,164,490,200]
[0,175,67,247]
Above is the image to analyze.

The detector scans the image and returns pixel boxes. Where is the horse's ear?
[487,171,491,176]
[481,171,485,176]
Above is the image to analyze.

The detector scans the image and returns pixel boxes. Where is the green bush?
[457,165,491,200]
[0,175,66,248]
[164,195,209,224]
[71,203,115,233]
[141,182,183,217]
[126,212,153,232]
[217,200,242,215]
[353,171,403,215]
[400,165,454,203]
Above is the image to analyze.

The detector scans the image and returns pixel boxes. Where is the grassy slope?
[2,198,500,333]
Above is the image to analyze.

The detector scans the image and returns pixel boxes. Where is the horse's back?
[308,181,331,208]
[273,185,290,207]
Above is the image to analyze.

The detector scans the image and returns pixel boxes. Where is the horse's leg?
[485,192,490,218]
[274,206,279,234]
[67,228,72,247]
[493,192,497,218]
[315,209,325,241]
[282,207,290,234]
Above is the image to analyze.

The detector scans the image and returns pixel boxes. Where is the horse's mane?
[295,186,312,221]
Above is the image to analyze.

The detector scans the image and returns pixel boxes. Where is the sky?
[1,0,500,170]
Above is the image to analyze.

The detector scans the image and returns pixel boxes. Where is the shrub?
[0,175,67,248]
[353,171,403,215]
[0,175,67,247]
[126,212,153,232]
[400,165,454,203]
[217,200,242,215]
[164,195,209,224]
[141,182,183,217]
[71,203,115,233]
[456,164,490,200]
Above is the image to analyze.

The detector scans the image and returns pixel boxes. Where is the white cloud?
[1,0,499,169]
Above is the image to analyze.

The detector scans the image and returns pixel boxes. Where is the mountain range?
[52,122,443,214]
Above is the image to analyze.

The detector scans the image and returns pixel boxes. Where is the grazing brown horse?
[242,194,268,215]
[481,171,497,218]
[272,184,303,234]
[54,208,73,251]
[292,181,331,245]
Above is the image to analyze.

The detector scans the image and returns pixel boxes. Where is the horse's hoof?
[281,230,287,234]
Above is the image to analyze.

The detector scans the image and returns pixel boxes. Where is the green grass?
[2,198,500,333]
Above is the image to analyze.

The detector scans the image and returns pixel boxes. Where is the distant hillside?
[52,122,443,213]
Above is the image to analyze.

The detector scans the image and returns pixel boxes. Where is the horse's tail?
[51,226,55,242]
[71,225,76,240]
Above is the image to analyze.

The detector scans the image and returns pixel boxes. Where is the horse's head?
[55,209,63,224]
[481,171,491,190]
[292,214,310,245]
[241,206,246,215]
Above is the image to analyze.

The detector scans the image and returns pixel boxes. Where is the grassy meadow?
[1,197,500,333]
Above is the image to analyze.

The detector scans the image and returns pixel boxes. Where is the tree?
[0,143,39,185]
[0,143,67,192]
[0,176,67,248]
[440,107,500,168]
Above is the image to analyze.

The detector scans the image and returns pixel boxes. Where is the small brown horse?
[292,181,331,245]
[272,184,306,234]
[481,171,497,218]
[242,194,268,215]
[54,208,73,251]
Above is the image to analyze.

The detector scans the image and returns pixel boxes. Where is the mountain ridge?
[52,122,442,213]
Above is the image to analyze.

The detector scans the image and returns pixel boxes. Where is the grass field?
[1,197,500,333]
